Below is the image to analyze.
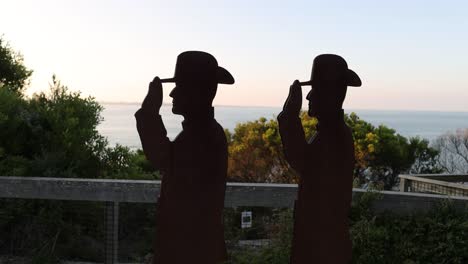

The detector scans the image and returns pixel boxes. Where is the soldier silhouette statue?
[135,51,234,264]
[278,54,361,264]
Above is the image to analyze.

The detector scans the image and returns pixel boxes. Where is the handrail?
[399,173,468,182]
[1,176,468,209]
[0,176,299,207]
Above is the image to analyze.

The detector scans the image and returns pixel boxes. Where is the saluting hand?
[141,76,163,115]
[282,80,302,115]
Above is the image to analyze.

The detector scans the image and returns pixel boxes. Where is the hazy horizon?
[97,101,468,113]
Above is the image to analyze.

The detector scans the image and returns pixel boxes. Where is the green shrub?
[230,193,468,264]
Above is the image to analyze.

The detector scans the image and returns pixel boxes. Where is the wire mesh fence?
[0,199,287,263]
[400,174,468,197]
[409,180,468,196]
[0,198,106,263]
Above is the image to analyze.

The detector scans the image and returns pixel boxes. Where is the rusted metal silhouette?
[278,54,361,264]
[135,51,234,264]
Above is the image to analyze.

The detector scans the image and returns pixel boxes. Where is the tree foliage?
[226,112,441,189]
[0,74,156,180]
[0,37,32,93]
[226,112,317,183]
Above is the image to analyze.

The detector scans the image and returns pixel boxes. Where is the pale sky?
[1,0,468,111]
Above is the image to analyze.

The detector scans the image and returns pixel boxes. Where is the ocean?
[97,103,468,150]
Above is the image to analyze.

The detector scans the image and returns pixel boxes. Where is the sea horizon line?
[98,101,468,114]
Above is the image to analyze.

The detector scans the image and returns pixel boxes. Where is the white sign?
[241,211,252,228]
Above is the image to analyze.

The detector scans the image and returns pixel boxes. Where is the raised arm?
[134,77,172,170]
[277,80,307,173]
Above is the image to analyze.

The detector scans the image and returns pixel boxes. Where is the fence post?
[105,201,119,264]
[399,178,409,192]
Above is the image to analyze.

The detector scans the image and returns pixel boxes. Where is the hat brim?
[217,66,235,85]
[346,69,361,87]
[160,78,175,83]
[298,80,313,86]
[299,69,361,87]
[160,67,235,85]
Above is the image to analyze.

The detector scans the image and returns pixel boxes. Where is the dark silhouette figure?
[135,51,234,264]
[278,54,361,264]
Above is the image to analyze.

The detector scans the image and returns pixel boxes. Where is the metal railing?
[1,176,468,263]
[399,174,468,196]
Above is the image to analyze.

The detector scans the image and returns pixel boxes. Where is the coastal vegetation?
[229,194,468,264]
[1,36,467,263]
[225,111,442,189]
